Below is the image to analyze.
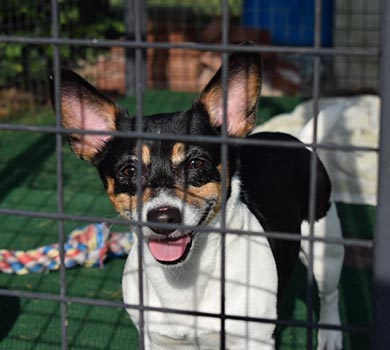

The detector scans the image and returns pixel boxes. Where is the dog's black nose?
[146,206,182,235]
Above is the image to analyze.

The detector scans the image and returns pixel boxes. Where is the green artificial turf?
[0,91,372,349]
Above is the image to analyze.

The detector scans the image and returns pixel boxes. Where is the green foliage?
[0,0,243,100]
[0,0,126,97]
[147,0,243,16]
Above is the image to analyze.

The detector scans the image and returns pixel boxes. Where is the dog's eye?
[186,158,205,170]
[120,164,137,178]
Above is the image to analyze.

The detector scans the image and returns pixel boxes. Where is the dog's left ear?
[199,49,262,137]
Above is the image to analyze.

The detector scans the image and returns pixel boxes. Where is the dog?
[51,49,344,349]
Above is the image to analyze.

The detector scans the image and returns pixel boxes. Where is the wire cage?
[0,0,388,349]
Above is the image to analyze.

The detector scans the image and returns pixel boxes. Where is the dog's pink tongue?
[148,236,191,262]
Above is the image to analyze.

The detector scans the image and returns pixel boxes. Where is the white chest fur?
[122,178,278,350]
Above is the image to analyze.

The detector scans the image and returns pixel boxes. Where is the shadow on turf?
[0,288,21,340]
[0,133,55,203]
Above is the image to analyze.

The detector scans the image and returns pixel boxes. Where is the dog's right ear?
[50,69,117,162]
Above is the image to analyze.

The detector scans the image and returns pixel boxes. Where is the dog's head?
[52,50,262,265]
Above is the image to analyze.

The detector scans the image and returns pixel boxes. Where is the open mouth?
[146,200,215,265]
[148,234,193,265]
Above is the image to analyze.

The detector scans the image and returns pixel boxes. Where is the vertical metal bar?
[373,1,390,348]
[306,0,323,348]
[51,0,67,349]
[124,0,136,96]
[134,1,145,349]
[125,0,146,96]
[220,1,230,349]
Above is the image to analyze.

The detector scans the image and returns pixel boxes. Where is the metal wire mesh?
[0,0,387,349]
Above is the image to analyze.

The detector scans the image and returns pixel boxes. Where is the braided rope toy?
[0,223,134,275]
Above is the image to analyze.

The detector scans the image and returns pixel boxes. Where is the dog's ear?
[199,49,262,137]
[50,69,117,161]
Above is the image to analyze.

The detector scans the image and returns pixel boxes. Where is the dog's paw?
[317,301,343,350]
[317,288,343,350]
[317,328,343,350]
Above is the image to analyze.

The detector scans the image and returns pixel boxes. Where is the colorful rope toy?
[0,223,134,275]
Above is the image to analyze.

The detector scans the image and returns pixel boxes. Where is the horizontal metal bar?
[0,287,370,334]
[0,36,379,57]
[0,207,373,248]
[0,123,379,154]
[0,207,128,226]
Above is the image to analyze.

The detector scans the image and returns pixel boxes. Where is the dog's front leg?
[300,203,344,350]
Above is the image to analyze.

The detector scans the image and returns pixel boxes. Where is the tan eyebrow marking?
[171,142,186,165]
[142,144,151,166]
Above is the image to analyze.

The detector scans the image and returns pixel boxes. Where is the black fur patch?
[96,105,236,203]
